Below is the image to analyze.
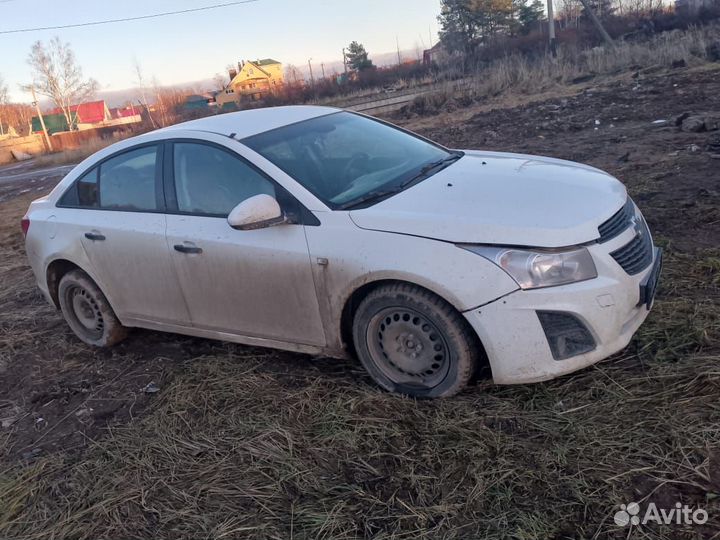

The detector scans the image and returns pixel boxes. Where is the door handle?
[174,244,203,254]
[84,232,106,241]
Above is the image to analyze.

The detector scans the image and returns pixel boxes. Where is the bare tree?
[133,58,157,129]
[284,64,304,86]
[213,73,229,92]
[150,77,184,128]
[0,75,34,136]
[0,75,8,105]
[26,37,98,131]
[0,75,7,135]
[0,103,33,136]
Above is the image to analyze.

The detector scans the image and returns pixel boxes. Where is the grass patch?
[1,39,719,538]
[1,349,718,539]
[33,134,125,167]
[401,25,720,117]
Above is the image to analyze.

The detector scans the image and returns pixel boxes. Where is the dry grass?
[1,340,718,538]
[33,134,126,167]
[0,205,718,538]
[1,43,720,538]
[404,25,720,117]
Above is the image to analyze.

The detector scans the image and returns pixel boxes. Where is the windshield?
[242,112,452,208]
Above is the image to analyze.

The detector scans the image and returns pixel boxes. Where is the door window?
[173,142,275,216]
[99,146,158,211]
[78,168,99,207]
[58,167,99,207]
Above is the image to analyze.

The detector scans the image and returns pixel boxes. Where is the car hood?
[348,151,627,248]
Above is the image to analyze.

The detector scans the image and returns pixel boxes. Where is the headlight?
[461,245,597,289]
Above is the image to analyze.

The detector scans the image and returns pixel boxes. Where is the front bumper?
[464,237,660,385]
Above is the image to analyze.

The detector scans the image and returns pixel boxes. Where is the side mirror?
[227,194,287,230]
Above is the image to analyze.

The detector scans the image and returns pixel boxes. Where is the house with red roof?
[48,100,111,125]
[32,100,141,134]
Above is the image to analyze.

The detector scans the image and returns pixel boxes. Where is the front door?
[164,140,325,346]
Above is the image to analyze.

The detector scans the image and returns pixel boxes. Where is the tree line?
[436,0,685,55]
[1,37,97,136]
[438,0,546,54]
[0,37,384,137]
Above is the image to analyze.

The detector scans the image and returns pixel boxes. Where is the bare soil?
[399,65,720,249]
[0,64,719,539]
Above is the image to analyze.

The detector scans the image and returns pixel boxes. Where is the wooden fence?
[0,134,46,166]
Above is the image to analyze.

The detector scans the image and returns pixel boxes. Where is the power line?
[0,0,260,35]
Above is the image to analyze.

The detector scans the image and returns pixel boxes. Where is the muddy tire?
[352,283,478,398]
[58,269,128,347]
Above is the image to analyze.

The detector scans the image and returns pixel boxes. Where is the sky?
[0,0,443,103]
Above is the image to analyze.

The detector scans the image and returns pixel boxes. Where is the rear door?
[60,143,190,325]
[163,139,326,346]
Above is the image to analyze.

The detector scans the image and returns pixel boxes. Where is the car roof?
[159,105,340,139]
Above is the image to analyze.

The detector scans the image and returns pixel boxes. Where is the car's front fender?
[304,212,519,351]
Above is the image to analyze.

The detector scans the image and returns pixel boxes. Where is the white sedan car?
[23,106,661,397]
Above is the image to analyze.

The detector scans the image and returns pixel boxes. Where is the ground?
[0,64,719,539]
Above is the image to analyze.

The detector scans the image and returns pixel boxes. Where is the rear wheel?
[58,269,128,347]
[352,283,478,398]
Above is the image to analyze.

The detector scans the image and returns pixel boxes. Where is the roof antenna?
[228,132,237,139]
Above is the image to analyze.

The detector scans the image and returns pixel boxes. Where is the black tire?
[352,283,479,398]
[58,269,128,347]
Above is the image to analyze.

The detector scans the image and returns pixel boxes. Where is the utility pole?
[547,0,556,56]
[320,63,326,80]
[396,35,402,65]
[578,0,615,47]
[342,48,348,75]
[30,85,52,152]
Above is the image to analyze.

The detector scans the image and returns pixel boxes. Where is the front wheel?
[58,269,128,347]
[352,283,479,398]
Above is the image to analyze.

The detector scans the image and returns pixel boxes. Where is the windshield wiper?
[338,151,464,211]
[399,151,464,189]
[338,186,404,210]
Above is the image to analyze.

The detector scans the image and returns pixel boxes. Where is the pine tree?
[517,0,545,34]
[346,42,374,72]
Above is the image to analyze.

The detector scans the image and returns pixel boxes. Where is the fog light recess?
[537,311,596,360]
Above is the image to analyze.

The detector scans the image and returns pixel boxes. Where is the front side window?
[173,142,275,216]
[99,146,158,211]
[243,112,453,208]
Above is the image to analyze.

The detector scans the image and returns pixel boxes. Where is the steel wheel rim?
[366,306,450,387]
[66,285,104,339]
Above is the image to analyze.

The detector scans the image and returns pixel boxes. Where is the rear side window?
[58,145,158,210]
[58,168,99,207]
[99,146,158,211]
[78,168,99,207]
[173,142,275,216]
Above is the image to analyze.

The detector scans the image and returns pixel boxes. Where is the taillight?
[21,217,30,238]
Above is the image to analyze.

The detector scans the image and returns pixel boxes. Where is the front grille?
[598,198,634,243]
[610,219,653,275]
[537,311,596,360]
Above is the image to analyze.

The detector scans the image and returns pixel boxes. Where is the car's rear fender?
[25,204,117,314]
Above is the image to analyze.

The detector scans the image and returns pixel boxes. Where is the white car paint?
[24,105,659,386]
[467,221,655,383]
[350,150,627,248]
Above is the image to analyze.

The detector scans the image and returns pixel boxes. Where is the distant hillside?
[96,78,218,108]
[95,48,424,107]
